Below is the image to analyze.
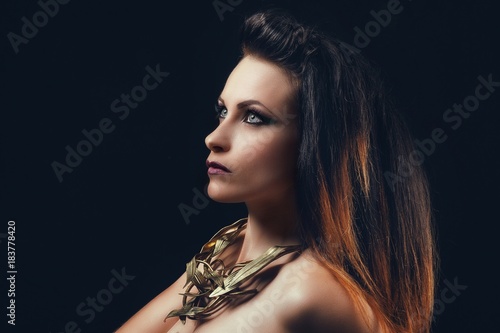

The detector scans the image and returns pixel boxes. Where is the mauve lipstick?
[206,160,231,175]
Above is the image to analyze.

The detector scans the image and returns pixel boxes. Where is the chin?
[207,184,239,203]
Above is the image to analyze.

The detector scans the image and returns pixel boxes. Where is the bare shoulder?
[114,271,188,333]
[273,249,381,333]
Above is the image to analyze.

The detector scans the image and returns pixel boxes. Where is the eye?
[215,104,228,119]
[245,109,273,125]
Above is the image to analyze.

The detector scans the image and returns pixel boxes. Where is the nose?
[205,122,231,153]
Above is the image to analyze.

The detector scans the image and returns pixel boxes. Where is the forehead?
[220,55,297,116]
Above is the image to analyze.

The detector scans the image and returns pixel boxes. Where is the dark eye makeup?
[214,103,274,125]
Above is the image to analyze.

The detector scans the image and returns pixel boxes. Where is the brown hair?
[240,9,437,333]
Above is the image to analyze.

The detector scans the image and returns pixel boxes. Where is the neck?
[237,188,302,262]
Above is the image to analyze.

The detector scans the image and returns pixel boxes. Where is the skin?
[114,55,378,333]
[205,55,302,261]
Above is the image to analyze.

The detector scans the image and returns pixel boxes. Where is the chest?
[166,280,292,333]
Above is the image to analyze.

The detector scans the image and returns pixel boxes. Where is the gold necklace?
[165,217,303,324]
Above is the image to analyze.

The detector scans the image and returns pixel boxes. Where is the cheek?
[207,127,298,202]
[239,129,298,182]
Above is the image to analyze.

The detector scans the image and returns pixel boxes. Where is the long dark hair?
[240,9,436,333]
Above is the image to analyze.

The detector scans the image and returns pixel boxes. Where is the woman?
[116,8,436,333]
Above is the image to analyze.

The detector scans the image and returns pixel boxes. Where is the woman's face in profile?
[205,55,299,205]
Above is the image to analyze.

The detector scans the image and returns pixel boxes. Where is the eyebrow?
[218,97,276,117]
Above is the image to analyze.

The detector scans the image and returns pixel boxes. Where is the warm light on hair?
[241,9,437,333]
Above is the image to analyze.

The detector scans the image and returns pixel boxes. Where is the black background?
[1,0,499,332]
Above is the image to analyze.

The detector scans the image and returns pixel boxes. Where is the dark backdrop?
[1,0,499,332]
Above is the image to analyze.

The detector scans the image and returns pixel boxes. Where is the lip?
[206,160,231,175]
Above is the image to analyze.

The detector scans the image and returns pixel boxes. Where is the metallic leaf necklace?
[165,217,303,324]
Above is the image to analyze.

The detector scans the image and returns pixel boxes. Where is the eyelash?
[214,104,273,125]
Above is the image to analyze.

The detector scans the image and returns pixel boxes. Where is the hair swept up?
[240,8,437,333]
